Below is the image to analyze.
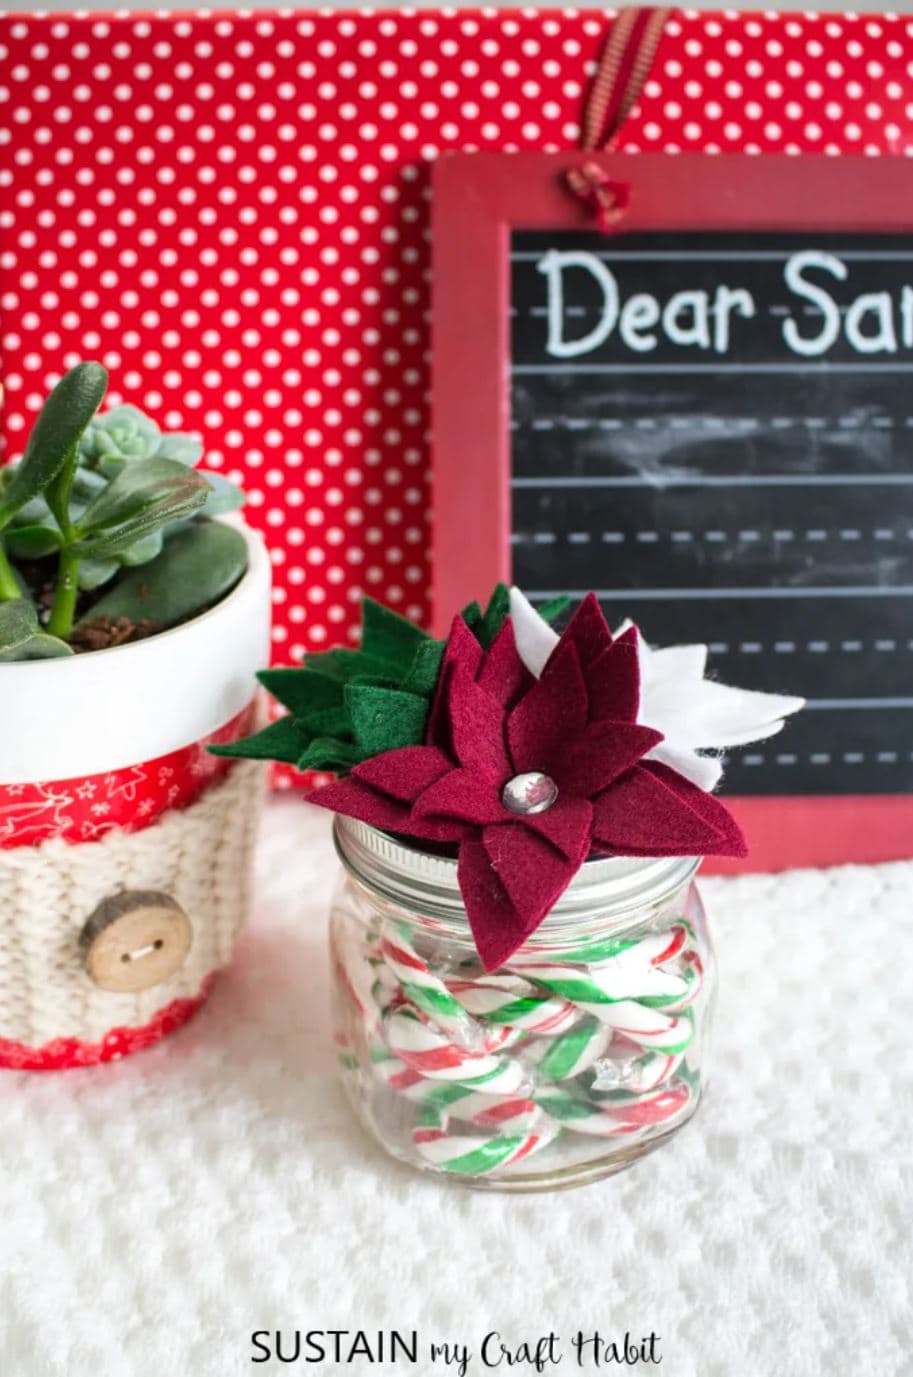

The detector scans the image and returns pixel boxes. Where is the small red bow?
[565,162,631,233]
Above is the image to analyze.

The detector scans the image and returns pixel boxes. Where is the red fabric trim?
[0,704,256,850]
[0,976,216,1071]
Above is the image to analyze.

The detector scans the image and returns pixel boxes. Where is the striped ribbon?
[566,6,672,230]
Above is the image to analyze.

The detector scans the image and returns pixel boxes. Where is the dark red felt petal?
[447,663,511,778]
[549,720,661,797]
[457,839,528,973]
[590,763,747,858]
[586,626,641,724]
[353,745,454,803]
[507,640,587,773]
[519,795,593,864]
[426,614,484,750]
[475,618,534,710]
[411,768,505,827]
[458,826,579,970]
[542,592,612,675]
[307,775,465,843]
[638,760,748,857]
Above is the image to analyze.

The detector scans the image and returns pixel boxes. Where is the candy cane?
[383,1007,530,1094]
[591,1038,685,1094]
[375,1050,547,1133]
[523,1017,612,1082]
[379,921,481,1045]
[338,908,708,1178]
[412,1121,560,1176]
[535,1081,692,1139]
[445,975,580,1036]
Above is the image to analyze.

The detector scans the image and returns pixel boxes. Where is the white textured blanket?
[2,800,910,1377]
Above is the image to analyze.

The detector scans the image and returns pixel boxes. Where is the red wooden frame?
[430,151,913,871]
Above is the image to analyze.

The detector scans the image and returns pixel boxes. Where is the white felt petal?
[647,642,709,681]
[659,680,805,748]
[646,742,724,791]
[509,586,558,678]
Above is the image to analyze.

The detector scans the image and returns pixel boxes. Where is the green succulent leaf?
[0,599,72,661]
[72,457,210,558]
[119,529,164,567]
[197,469,245,517]
[0,362,108,531]
[77,557,121,591]
[79,519,248,631]
[0,632,74,662]
[5,524,62,560]
[0,598,39,653]
[156,433,204,465]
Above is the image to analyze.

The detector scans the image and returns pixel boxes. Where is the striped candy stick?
[412,1122,559,1176]
[445,974,580,1036]
[525,919,688,969]
[331,921,385,1027]
[506,957,690,1016]
[523,1016,612,1082]
[383,1007,530,1094]
[535,1079,692,1139]
[596,1002,695,1053]
[591,1037,686,1095]
[373,1049,548,1135]
[379,920,482,1045]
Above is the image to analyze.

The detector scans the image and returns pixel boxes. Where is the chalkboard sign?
[432,153,913,867]
[510,228,913,798]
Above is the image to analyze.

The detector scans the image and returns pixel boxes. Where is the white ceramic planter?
[0,520,272,1070]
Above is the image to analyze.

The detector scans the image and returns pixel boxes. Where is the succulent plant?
[0,362,250,660]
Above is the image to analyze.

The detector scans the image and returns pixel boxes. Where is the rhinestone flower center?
[501,771,559,816]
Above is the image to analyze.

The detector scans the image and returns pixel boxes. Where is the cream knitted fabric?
[0,762,264,1049]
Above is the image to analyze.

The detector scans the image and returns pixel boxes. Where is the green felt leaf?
[297,702,353,740]
[477,582,510,647]
[345,683,429,755]
[258,666,343,716]
[361,596,428,666]
[78,520,248,630]
[73,457,209,557]
[460,599,482,634]
[539,595,571,624]
[209,714,306,764]
[307,646,404,683]
[401,639,445,697]
[297,737,362,772]
[0,362,108,531]
[0,598,38,653]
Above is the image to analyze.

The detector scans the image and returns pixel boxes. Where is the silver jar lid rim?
[333,816,700,927]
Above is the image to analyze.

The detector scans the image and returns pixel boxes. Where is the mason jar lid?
[333,816,700,930]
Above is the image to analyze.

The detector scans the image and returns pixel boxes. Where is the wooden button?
[80,890,193,994]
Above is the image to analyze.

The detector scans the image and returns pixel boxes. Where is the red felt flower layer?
[310,595,747,970]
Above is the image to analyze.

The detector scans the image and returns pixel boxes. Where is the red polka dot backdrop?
[1,8,911,789]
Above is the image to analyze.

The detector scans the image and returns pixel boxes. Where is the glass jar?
[330,816,715,1191]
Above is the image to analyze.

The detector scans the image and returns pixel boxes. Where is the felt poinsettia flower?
[510,588,805,791]
[309,595,746,970]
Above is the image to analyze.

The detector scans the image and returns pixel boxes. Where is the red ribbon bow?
[565,162,631,233]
